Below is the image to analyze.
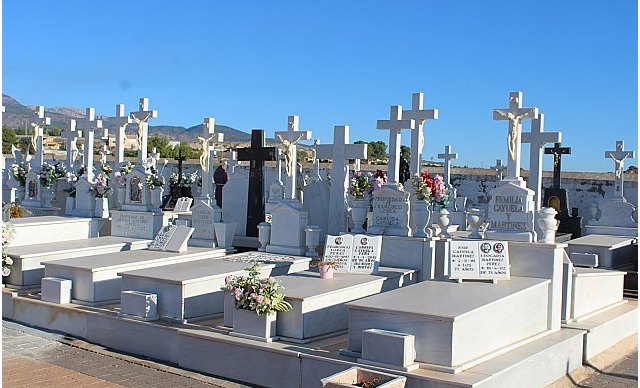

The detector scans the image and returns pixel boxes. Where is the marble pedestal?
[566,235,637,268]
[43,247,226,305]
[345,277,552,373]
[119,253,311,322]
[6,236,151,287]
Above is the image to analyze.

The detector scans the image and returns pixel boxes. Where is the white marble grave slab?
[485,182,536,242]
[566,235,637,268]
[43,247,226,305]
[6,236,151,287]
[9,216,102,247]
[189,200,222,247]
[302,180,330,242]
[569,267,626,322]
[346,277,551,373]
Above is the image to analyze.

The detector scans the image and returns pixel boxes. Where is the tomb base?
[568,267,626,322]
[111,210,172,239]
[21,206,62,217]
[9,216,103,247]
[567,234,637,268]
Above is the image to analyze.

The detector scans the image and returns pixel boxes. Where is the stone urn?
[318,263,334,279]
[150,187,164,210]
[349,197,369,233]
[94,197,110,218]
[466,207,483,239]
[537,207,558,244]
[232,308,277,341]
[257,222,271,252]
[411,199,431,238]
[436,208,452,238]
[64,197,75,215]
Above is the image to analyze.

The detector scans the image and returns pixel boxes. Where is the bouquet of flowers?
[370,169,387,191]
[170,171,199,188]
[63,172,78,198]
[8,203,26,219]
[10,162,29,187]
[146,172,166,190]
[2,222,15,277]
[225,263,292,316]
[53,162,67,179]
[113,171,127,187]
[119,161,134,175]
[39,162,57,188]
[411,172,449,209]
[89,173,112,198]
[100,162,113,179]
[348,171,371,199]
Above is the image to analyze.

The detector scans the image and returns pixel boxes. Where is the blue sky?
[3,0,638,172]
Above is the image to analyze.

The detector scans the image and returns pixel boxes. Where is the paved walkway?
[578,350,638,388]
[2,321,247,388]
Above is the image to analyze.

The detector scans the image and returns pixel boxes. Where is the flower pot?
[232,308,277,340]
[436,208,451,238]
[94,197,110,218]
[150,187,164,210]
[349,198,369,233]
[65,197,75,215]
[319,264,334,279]
[537,207,558,244]
[320,367,406,388]
[411,199,431,238]
[214,222,236,249]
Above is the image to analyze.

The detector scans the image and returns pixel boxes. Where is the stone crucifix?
[198,117,224,202]
[275,115,312,200]
[109,104,133,166]
[402,92,438,174]
[129,97,158,165]
[521,113,562,210]
[605,140,635,199]
[29,106,51,170]
[83,107,103,181]
[315,125,368,235]
[491,159,506,183]
[493,91,539,182]
[437,145,458,187]
[377,105,416,184]
[62,119,82,170]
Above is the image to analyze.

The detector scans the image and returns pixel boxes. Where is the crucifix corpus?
[604,140,635,199]
[198,117,224,203]
[275,115,312,200]
[129,97,158,165]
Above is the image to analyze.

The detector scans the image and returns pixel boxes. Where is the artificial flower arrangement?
[63,172,78,198]
[348,171,371,199]
[100,162,113,179]
[53,162,67,179]
[10,162,29,187]
[89,173,112,198]
[2,222,15,277]
[146,172,166,190]
[113,171,127,187]
[225,263,292,316]
[370,169,387,191]
[119,161,134,175]
[39,162,57,188]
[169,171,199,188]
[8,203,26,219]
[411,171,449,209]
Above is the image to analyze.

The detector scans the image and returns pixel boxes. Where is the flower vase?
[319,264,334,279]
[411,200,431,238]
[94,197,110,218]
[214,222,237,249]
[349,198,369,233]
[232,308,277,340]
[65,197,75,215]
[537,207,558,244]
[150,187,164,210]
[436,208,452,238]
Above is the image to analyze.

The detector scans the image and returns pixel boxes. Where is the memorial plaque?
[149,225,194,253]
[350,235,382,274]
[324,234,355,272]
[149,225,178,251]
[112,212,155,238]
[367,186,410,236]
[485,182,536,243]
[449,240,510,281]
[174,197,193,212]
[191,201,217,240]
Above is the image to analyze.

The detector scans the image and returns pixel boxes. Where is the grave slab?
[569,267,626,322]
[111,210,173,239]
[43,247,226,305]
[6,236,151,287]
[119,252,310,321]
[345,277,551,373]
[566,234,637,268]
[8,216,103,247]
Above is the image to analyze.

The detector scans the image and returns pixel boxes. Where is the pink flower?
[267,277,275,283]
[2,268,10,277]
[233,288,242,301]
[4,257,13,266]
[225,275,233,284]
[255,295,265,304]
[250,293,257,300]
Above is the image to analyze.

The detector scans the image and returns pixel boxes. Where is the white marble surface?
[111,210,171,239]
[9,216,102,247]
[570,267,626,321]
[567,234,637,268]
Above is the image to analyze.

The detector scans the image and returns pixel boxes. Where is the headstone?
[148,225,194,253]
[449,240,510,281]
[275,115,312,200]
[485,182,537,242]
[265,200,309,255]
[521,113,562,211]
[72,177,95,216]
[323,234,381,274]
[122,168,151,211]
[222,153,249,235]
[108,103,132,165]
[314,125,367,235]
[324,234,355,271]
[174,197,193,212]
[29,106,51,170]
[491,159,506,185]
[190,199,222,248]
[376,105,415,184]
[604,140,635,200]
[237,130,277,237]
[437,145,459,207]
[62,119,82,170]
[402,92,438,174]
[367,186,411,236]
[129,97,158,165]
[81,107,102,181]
[161,149,189,210]
[302,178,330,242]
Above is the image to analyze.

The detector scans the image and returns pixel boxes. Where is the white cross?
[83,107,103,181]
[30,105,51,169]
[314,125,368,235]
[129,97,158,165]
[99,144,111,165]
[377,105,415,184]
[226,151,238,175]
[493,91,539,182]
[605,140,635,199]
[491,159,506,183]
[198,117,224,201]
[402,92,438,174]
[62,119,82,169]
[109,104,132,165]
[437,145,458,186]
[521,113,562,210]
[275,115,312,200]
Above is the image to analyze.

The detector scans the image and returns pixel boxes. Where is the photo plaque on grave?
[449,240,510,281]
[324,234,381,274]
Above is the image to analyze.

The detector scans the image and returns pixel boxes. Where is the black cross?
[237,130,277,237]
[174,148,187,185]
[544,142,571,189]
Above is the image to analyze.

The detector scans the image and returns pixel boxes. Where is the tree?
[2,127,17,154]
[355,140,387,162]
[400,145,411,163]
[48,128,62,137]
[173,142,199,159]
[147,135,173,159]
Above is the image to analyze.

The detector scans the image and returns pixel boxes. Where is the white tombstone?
[82,107,103,181]
[302,178,330,242]
[62,119,82,170]
[265,200,309,255]
[437,145,459,207]
[376,105,415,184]
[367,186,411,237]
[275,115,312,201]
[129,97,158,165]
[22,170,42,205]
[222,154,249,236]
[314,126,368,235]
[402,92,438,174]
[604,140,635,200]
[190,199,222,248]
[72,177,96,217]
[521,113,562,211]
[484,181,537,242]
[108,103,132,165]
[121,168,151,211]
[29,106,51,170]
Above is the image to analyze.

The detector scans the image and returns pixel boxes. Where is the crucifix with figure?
[82,107,103,181]
[403,92,438,175]
[238,130,277,237]
[377,105,415,184]
[522,113,562,210]
[129,97,158,165]
[62,119,82,170]
[198,117,224,203]
[493,91,539,183]
[544,143,571,190]
[275,115,311,200]
[604,140,635,199]
[30,106,51,170]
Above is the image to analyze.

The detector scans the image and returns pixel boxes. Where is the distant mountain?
[1,94,252,143]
